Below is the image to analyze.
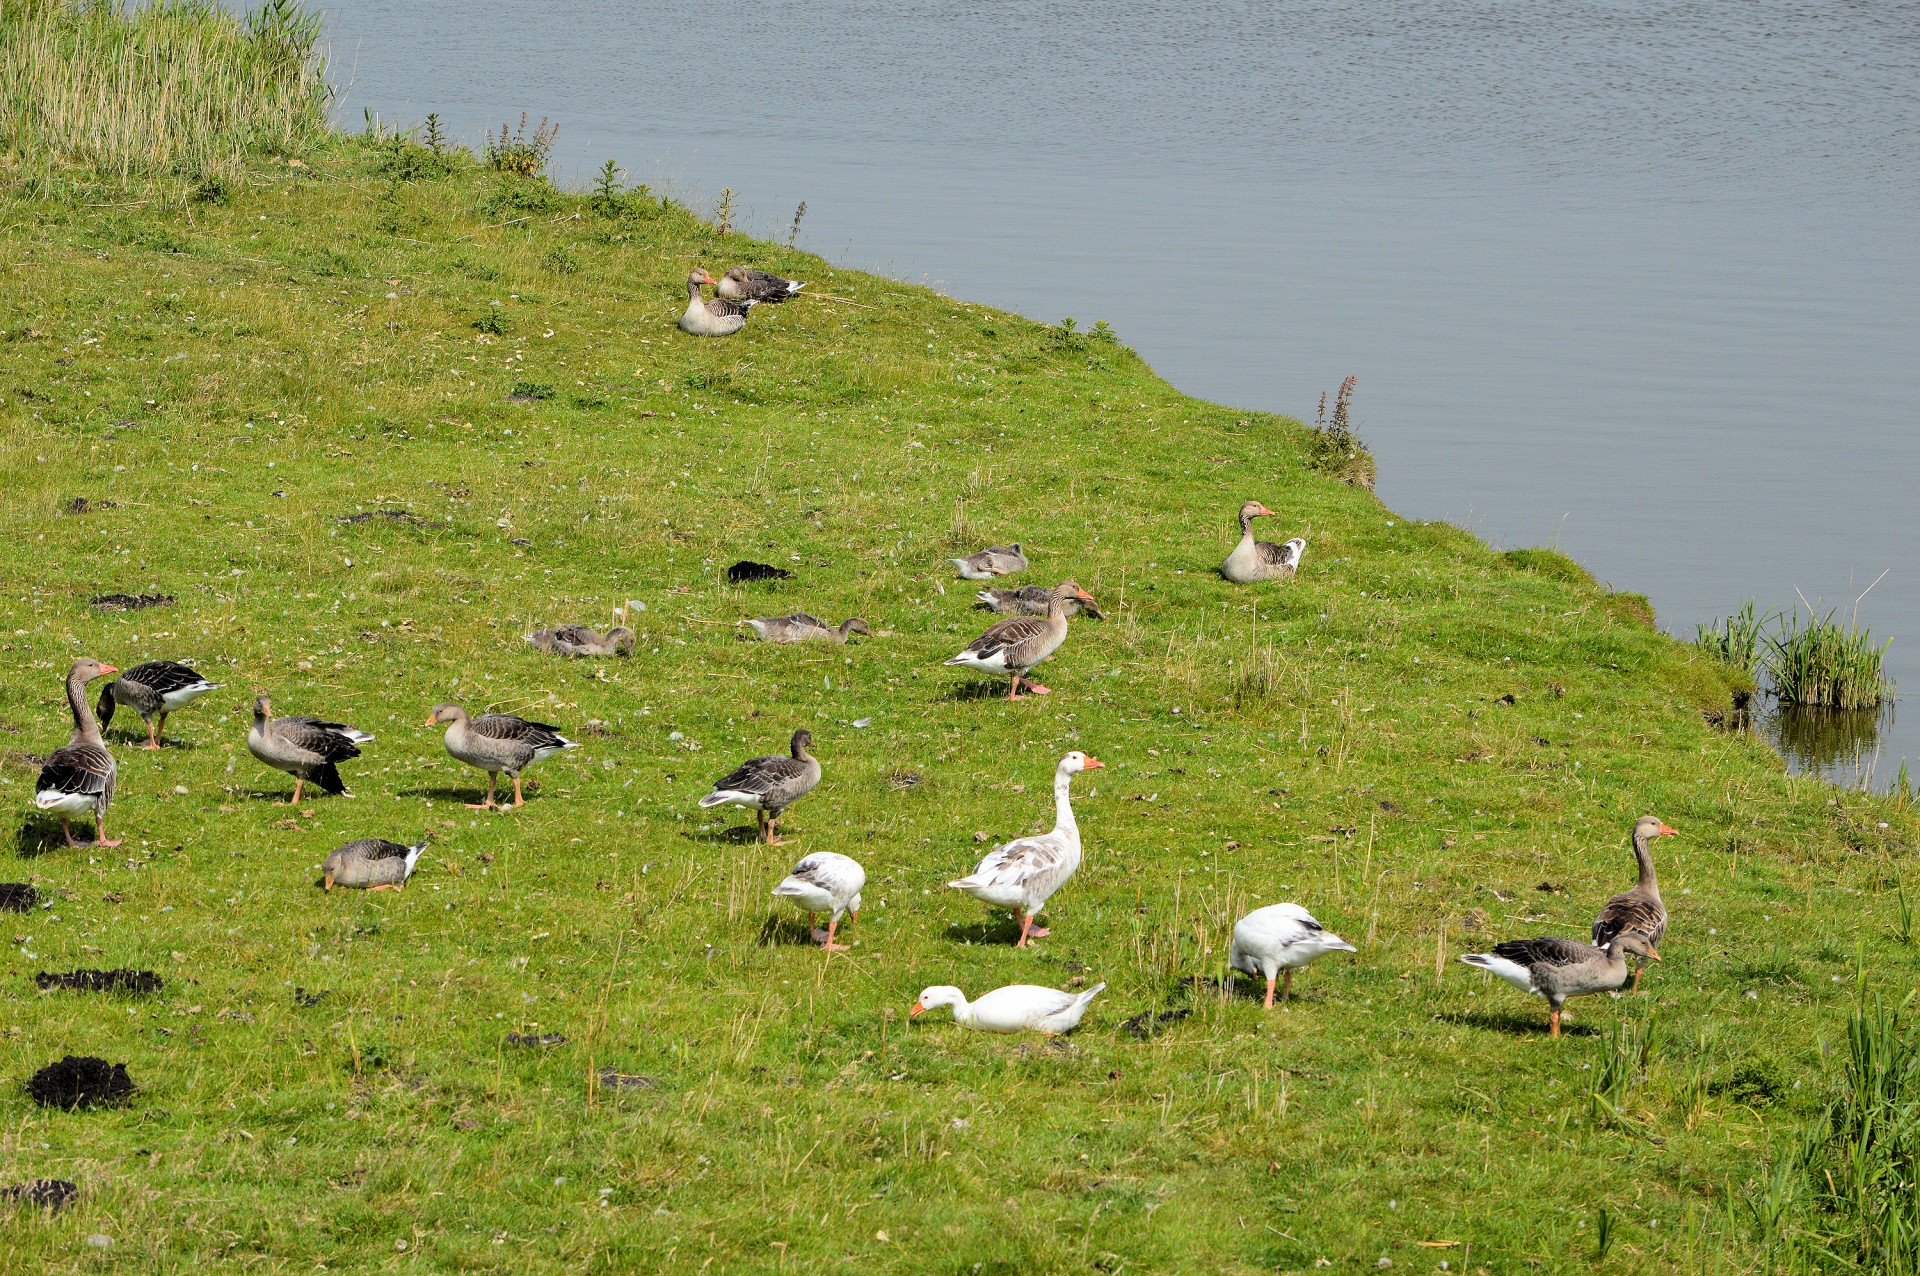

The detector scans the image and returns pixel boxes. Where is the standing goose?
[1229,904,1358,1007]
[698,728,821,845]
[1591,815,1677,991]
[33,659,120,848]
[951,543,1028,580]
[770,851,865,950]
[525,625,637,657]
[322,838,427,891]
[1460,933,1659,1037]
[679,269,755,337]
[948,751,1102,946]
[96,660,221,749]
[945,582,1094,700]
[975,580,1103,619]
[427,703,578,811]
[716,266,805,303]
[1221,501,1306,583]
[911,983,1106,1035]
[740,613,870,644]
[247,696,372,805]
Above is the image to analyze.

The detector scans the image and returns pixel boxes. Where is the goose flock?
[26,277,1684,1044]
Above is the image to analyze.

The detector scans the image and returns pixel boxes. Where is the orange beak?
[423,713,438,727]
[909,1001,925,1017]
[1646,947,1662,961]
[98,664,118,676]
[1254,504,1276,516]
[1082,757,1105,770]
[1658,823,1678,836]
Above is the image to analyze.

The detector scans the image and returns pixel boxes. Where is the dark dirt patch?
[1120,1006,1191,1040]
[596,1068,659,1091]
[505,1032,567,1048]
[63,497,118,515]
[36,969,163,995]
[886,770,923,790]
[338,509,448,530]
[0,883,38,913]
[90,592,173,611]
[293,987,331,1007]
[26,1056,135,1110]
[727,560,792,584]
[0,1178,78,1210]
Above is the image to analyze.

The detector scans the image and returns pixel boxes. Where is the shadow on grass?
[1438,1007,1603,1038]
[934,679,1029,704]
[946,916,1026,946]
[756,912,829,948]
[13,819,74,859]
[102,731,196,752]
[680,825,771,846]
[397,786,493,805]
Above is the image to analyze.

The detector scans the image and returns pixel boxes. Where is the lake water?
[313,0,1920,787]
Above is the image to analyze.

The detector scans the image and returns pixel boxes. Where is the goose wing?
[1490,936,1596,970]
[705,295,755,320]
[1593,893,1667,947]
[712,753,808,797]
[956,832,1071,893]
[733,268,803,301]
[122,660,208,694]
[785,852,863,897]
[956,614,1049,661]
[1255,539,1303,570]
[36,742,114,800]
[471,714,571,752]
[276,716,365,762]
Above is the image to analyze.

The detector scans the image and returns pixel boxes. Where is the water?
[313,1,1920,786]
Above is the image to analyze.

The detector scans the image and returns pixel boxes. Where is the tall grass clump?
[0,0,331,198]
[1767,607,1895,710]
[1310,375,1375,490]
[1695,601,1770,680]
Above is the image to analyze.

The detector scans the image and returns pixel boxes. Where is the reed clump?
[1767,608,1895,710]
[1694,600,1770,681]
[0,0,331,199]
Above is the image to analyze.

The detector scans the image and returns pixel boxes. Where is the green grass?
[1767,609,1896,711]
[1,96,1919,1274]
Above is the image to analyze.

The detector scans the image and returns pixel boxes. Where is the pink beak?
[1082,757,1105,770]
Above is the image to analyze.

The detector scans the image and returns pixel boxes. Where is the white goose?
[911,982,1106,1035]
[1228,904,1357,1006]
[948,751,1102,946]
[771,851,865,950]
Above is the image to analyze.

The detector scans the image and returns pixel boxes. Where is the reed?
[0,0,330,199]
[1765,607,1895,710]
[1694,600,1770,679]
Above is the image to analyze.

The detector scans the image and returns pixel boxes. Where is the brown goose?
[697,728,821,845]
[1221,501,1306,583]
[322,838,427,891]
[679,269,755,337]
[1592,815,1677,990]
[1460,933,1659,1037]
[741,613,870,644]
[427,703,578,811]
[975,580,1103,619]
[944,582,1094,700]
[247,696,372,805]
[33,659,120,848]
[951,543,1028,580]
[96,660,221,749]
[525,625,637,657]
[716,266,804,303]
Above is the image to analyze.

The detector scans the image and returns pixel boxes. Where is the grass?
[1767,608,1896,711]
[1,26,1919,1271]
[1695,601,1771,684]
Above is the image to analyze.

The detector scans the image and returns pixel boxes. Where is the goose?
[679,269,755,336]
[948,751,1102,946]
[716,266,804,303]
[247,696,372,805]
[1229,904,1358,1006]
[96,660,221,749]
[951,543,1028,580]
[427,703,577,810]
[1460,933,1659,1037]
[1592,815,1677,991]
[33,659,120,848]
[741,614,870,644]
[770,851,865,950]
[911,982,1106,1035]
[945,582,1094,700]
[975,581,1104,619]
[525,625,637,657]
[322,838,427,891]
[697,728,821,844]
[1221,501,1306,583]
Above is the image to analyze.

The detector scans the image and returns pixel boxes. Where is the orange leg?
[1549,1007,1562,1038]
[144,717,161,750]
[1006,674,1026,701]
[1263,975,1277,1009]
[93,815,121,849]
[466,772,499,810]
[814,917,850,952]
[287,777,305,806]
[765,813,788,846]
[369,882,399,892]
[509,775,526,809]
[1629,965,1644,993]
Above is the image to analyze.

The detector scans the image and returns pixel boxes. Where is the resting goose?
[945,582,1094,700]
[427,703,577,810]
[33,659,120,848]
[1461,933,1658,1037]
[526,625,637,657]
[247,696,372,805]
[1592,815,1676,991]
[1229,904,1358,1006]
[771,851,865,950]
[741,613,870,644]
[698,728,821,844]
[716,266,804,303]
[322,838,426,891]
[911,982,1106,1035]
[679,269,755,336]
[96,660,221,749]
[975,581,1103,619]
[951,543,1028,580]
[948,751,1102,946]
[1221,501,1306,583]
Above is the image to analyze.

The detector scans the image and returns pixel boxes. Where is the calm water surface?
[314,1,1920,785]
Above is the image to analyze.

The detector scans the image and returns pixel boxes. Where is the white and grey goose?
[741,613,870,644]
[247,695,372,805]
[697,728,821,845]
[33,658,121,848]
[427,703,577,810]
[322,838,427,891]
[679,268,756,336]
[945,582,1095,700]
[951,543,1028,579]
[976,580,1103,619]
[525,625,637,657]
[96,660,221,749]
[716,266,804,303]
[771,850,865,950]
[948,751,1103,947]
[1221,500,1306,583]
[1229,903,1357,1007]
[1460,933,1660,1038]
[911,983,1107,1035]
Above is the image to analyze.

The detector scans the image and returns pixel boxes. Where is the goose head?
[839,618,871,640]
[1239,500,1276,523]
[425,703,469,728]
[607,626,638,654]
[1059,750,1104,775]
[1634,815,1678,841]
[687,268,717,296]
[788,727,815,756]
[910,985,966,1018]
[1610,932,1661,963]
[69,658,117,683]
[251,694,272,721]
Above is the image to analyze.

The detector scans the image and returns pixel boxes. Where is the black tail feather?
[313,763,348,796]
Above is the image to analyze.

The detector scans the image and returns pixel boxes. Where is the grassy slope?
[0,140,1912,1274]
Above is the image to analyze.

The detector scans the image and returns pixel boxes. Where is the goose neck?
[66,669,102,742]
[1052,767,1079,835]
[1631,831,1658,890]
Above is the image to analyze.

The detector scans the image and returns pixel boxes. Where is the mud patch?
[505,1032,567,1048]
[886,770,924,790]
[36,969,163,995]
[26,1056,135,1110]
[727,560,792,584]
[90,592,173,611]
[293,987,330,1007]
[596,1068,659,1091]
[0,1178,78,1210]
[338,509,448,530]
[1120,1006,1191,1040]
[63,497,118,515]
[0,883,38,913]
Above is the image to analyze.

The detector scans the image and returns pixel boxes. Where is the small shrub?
[1309,375,1375,490]
[508,381,554,401]
[1717,1057,1790,1108]
[543,244,578,275]
[483,113,557,178]
[473,310,506,335]
[787,200,807,246]
[590,160,626,216]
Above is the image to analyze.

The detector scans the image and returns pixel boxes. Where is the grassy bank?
[3,21,1919,1275]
